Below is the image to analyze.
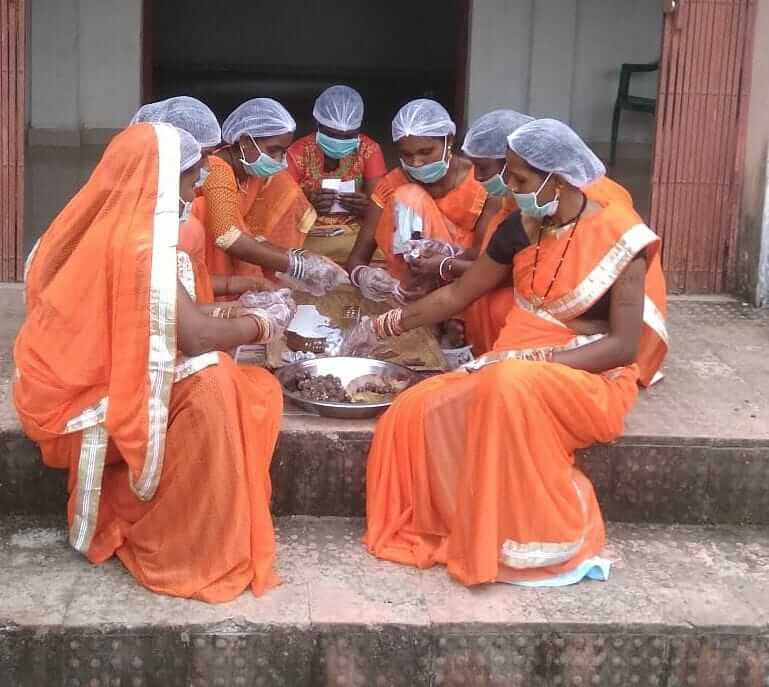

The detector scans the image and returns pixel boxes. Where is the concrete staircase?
[1,292,769,686]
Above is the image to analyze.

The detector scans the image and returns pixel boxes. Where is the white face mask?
[179,197,192,224]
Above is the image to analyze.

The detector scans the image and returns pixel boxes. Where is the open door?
[650,0,756,293]
[0,0,26,281]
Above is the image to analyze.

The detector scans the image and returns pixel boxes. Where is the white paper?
[287,305,332,338]
[322,178,355,214]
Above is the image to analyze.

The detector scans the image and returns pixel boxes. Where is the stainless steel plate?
[275,357,418,419]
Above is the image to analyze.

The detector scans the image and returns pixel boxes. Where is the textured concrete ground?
[3,287,769,684]
[3,291,769,524]
[2,515,769,686]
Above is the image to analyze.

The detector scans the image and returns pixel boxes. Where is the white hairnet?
[313,85,364,132]
[177,127,202,173]
[392,99,456,142]
[131,96,221,149]
[507,118,605,188]
[461,109,534,159]
[221,98,296,144]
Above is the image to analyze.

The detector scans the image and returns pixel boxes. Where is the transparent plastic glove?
[277,254,350,296]
[340,316,383,357]
[353,266,404,304]
[403,238,461,265]
[240,298,297,341]
[239,287,294,310]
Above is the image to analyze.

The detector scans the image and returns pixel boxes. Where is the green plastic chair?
[609,60,659,171]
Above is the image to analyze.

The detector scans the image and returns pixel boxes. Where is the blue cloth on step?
[501,557,612,588]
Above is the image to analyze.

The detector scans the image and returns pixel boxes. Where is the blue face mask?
[482,163,512,197]
[239,137,288,177]
[401,136,450,184]
[316,131,360,159]
[513,172,559,218]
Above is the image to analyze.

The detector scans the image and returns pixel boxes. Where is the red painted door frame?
[0,0,26,281]
[650,0,757,293]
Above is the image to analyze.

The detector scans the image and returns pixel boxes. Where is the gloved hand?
[403,238,461,265]
[277,253,350,297]
[350,265,404,304]
[340,316,382,356]
[239,287,295,310]
[239,296,297,342]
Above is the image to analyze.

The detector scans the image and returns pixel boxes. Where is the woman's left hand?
[337,192,369,217]
[408,253,444,277]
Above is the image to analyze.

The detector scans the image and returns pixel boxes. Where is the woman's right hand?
[312,189,338,215]
[340,317,382,356]
[351,266,403,303]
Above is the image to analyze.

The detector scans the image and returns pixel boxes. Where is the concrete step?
[2,299,769,525]
[2,515,769,687]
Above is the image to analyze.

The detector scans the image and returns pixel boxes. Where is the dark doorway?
[145,0,468,160]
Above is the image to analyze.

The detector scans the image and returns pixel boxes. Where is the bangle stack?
[243,314,271,343]
[439,257,455,282]
[288,249,307,280]
[350,265,365,287]
[373,308,405,339]
[212,305,236,319]
[518,347,554,362]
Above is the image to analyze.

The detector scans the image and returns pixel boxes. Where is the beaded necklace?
[529,192,588,310]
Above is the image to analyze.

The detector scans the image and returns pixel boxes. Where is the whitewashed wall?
[27,0,661,145]
[467,0,663,144]
[28,0,142,143]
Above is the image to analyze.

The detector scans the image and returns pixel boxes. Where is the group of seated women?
[13,84,668,601]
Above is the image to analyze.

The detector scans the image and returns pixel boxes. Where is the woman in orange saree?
[287,85,388,263]
[15,123,294,602]
[415,109,637,355]
[195,98,349,297]
[443,109,533,354]
[131,95,270,302]
[346,99,488,300]
[342,119,668,587]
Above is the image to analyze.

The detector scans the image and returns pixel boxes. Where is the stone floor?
[2,515,769,686]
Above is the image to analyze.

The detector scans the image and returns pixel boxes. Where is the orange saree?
[14,124,282,602]
[462,175,635,355]
[371,167,487,282]
[197,155,316,280]
[586,175,634,209]
[365,200,668,586]
[178,214,214,304]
